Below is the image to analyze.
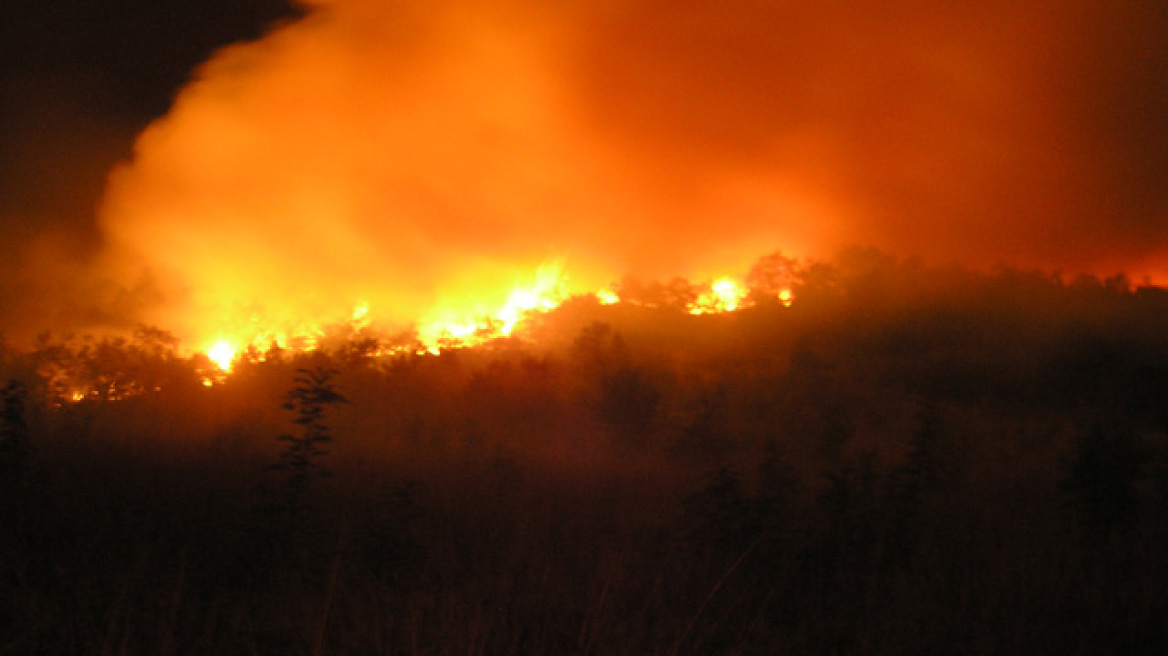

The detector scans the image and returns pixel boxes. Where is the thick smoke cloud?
[100,0,633,341]
[567,0,1168,272]
[93,0,1168,344]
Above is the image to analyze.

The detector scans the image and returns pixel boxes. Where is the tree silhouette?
[269,366,347,518]
[0,379,31,479]
[1062,423,1146,542]
[0,379,33,532]
[745,250,797,301]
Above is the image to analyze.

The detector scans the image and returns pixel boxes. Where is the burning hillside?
[196,256,797,371]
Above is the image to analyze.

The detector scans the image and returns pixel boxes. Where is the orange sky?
[3,0,1167,344]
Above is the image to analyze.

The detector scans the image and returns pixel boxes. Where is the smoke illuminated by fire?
[88,0,1168,359]
[94,0,834,355]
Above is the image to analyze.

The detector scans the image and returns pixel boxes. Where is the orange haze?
[95,0,1168,348]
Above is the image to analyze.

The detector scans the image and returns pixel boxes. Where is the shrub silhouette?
[680,467,756,555]
[0,380,31,478]
[268,366,347,519]
[0,379,32,524]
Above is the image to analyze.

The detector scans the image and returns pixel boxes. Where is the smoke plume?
[96,0,1168,345]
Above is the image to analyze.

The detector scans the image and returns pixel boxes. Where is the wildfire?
[596,289,620,305]
[690,277,747,315]
[207,339,237,371]
[494,263,567,335]
[192,263,796,370]
[417,262,568,352]
[351,302,370,326]
[36,261,797,402]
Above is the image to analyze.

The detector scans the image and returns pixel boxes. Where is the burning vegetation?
[183,253,797,376]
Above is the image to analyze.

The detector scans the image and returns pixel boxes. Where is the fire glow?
[94,0,842,365]
[690,278,746,315]
[207,339,236,371]
[195,262,794,372]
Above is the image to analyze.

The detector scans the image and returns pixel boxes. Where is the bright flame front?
[690,277,748,315]
[192,262,797,367]
[418,262,568,351]
[207,339,237,371]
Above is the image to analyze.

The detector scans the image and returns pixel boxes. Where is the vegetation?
[267,366,348,520]
[1,250,1167,654]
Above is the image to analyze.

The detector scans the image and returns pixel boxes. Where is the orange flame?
[596,289,620,305]
[417,262,568,351]
[689,277,747,315]
[192,262,796,367]
[207,339,237,371]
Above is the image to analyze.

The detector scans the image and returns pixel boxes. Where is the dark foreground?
[3,253,1168,654]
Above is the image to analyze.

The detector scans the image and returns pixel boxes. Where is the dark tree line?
[0,249,1166,654]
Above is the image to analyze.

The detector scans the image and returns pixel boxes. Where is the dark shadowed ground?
[2,251,1167,655]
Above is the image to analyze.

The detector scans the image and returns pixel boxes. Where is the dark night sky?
[0,0,301,252]
[3,1,1168,344]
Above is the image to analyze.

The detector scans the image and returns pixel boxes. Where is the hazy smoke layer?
[97,0,1168,343]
